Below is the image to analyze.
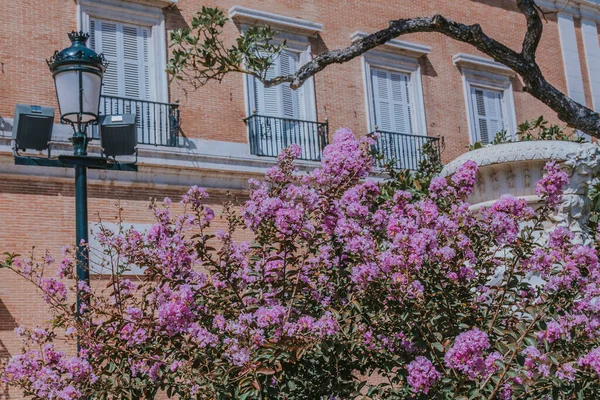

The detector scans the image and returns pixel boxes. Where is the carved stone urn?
[441,141,600,244]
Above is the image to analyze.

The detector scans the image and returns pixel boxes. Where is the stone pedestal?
[441,141,600,244]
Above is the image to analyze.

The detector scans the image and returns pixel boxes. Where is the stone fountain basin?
[440,140,599,211]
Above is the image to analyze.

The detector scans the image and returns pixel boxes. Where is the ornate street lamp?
[47,31,107,156]
[13,33,137,314]
[45,31,108,319]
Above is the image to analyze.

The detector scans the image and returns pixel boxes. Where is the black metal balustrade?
[94,95,180,147]
[244,114,329,162]
[372,130,442,171]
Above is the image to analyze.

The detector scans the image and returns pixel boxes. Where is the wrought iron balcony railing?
[244,114,329,162]
[94,95,180,147]
[372,130,442,171]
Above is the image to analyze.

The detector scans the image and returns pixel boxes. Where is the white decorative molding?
[0,119,322,192]
[441,141,589,176]
[88,222,151,275]
[454,54,518,143]
[536,0,600,21]
[228,6,322,36]
[582,18,600,111]
[130,0,177,7]
[557,13,587,106]
[360,52,428,137]
[350,31,431,58]
[452,53,514,76]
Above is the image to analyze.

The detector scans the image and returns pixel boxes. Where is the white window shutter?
[470,87,505,144]
[122,25,141,99]
[371,68,413,134]
[257,61,280,116]
[89,18,151,100]
[390,72,413,134]
[89,19,96,51]
[280,51,300,119]
[94,19,120,97]
[141,28,151,101]
[371,68,392,131]
[253,50,300,118]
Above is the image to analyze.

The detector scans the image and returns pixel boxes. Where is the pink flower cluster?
[579,347,600,377]
[445,328,502,380]
[2,329,96,400]
[406,356,441,394]
[536,161,569,208]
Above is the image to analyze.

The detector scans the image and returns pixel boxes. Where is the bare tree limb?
[260,0,600,138]
[517,0,543,60]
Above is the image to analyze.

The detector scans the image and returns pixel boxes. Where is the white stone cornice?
[132,0,177,7]
[350,31,431,58]
[452,53,515,76]
[536,0,600,20]
[228,6,322,36]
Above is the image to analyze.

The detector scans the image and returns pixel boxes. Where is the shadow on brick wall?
[470,0,518,12]
[0,115,12,137]
[0,299,16,399]
[0,341,9,399]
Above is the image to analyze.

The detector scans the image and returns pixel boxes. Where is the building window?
[469,87,506,144]
[369,67,415,135]
[354,32,434,170]
[230,6,327,161]
[78,0,180,147]
[248,49,308,121]
[89,19,152,100]
[453,53,517,145]
[78,0,169,102]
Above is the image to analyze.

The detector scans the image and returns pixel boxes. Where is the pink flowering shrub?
[2,128,600,399]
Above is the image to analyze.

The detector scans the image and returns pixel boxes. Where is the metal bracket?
[13,154,138,172]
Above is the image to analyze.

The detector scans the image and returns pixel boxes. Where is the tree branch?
[517,0,543,60]
[260,1,600,138]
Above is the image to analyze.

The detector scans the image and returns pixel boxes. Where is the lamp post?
[12,33,138,352]
[46,32,107,314]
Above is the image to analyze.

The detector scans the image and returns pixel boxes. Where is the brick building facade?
[0,0,599,398]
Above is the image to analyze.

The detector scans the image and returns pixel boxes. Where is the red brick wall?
[1,0,595,161]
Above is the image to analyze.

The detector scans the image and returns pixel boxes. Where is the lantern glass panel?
[54,68,102,123]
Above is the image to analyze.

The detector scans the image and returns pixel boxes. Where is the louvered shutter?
[254,59,280,117]
[251,50,303,156]
[370,67,418,169]
[370,68,413,134]
[92,19,120,97]
[470,87,505,144]
[88,18,151,100]
[280,52,300,119]
[253,50,300,118]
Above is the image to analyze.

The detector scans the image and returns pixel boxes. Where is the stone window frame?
[229,6,322,122]
[453,53,518,145]
[77,0,171,103]
[352,31,430,137]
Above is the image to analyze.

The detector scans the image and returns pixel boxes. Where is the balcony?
[244,114,329,162]
[95,95,180,147]
[372,130,442,171]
